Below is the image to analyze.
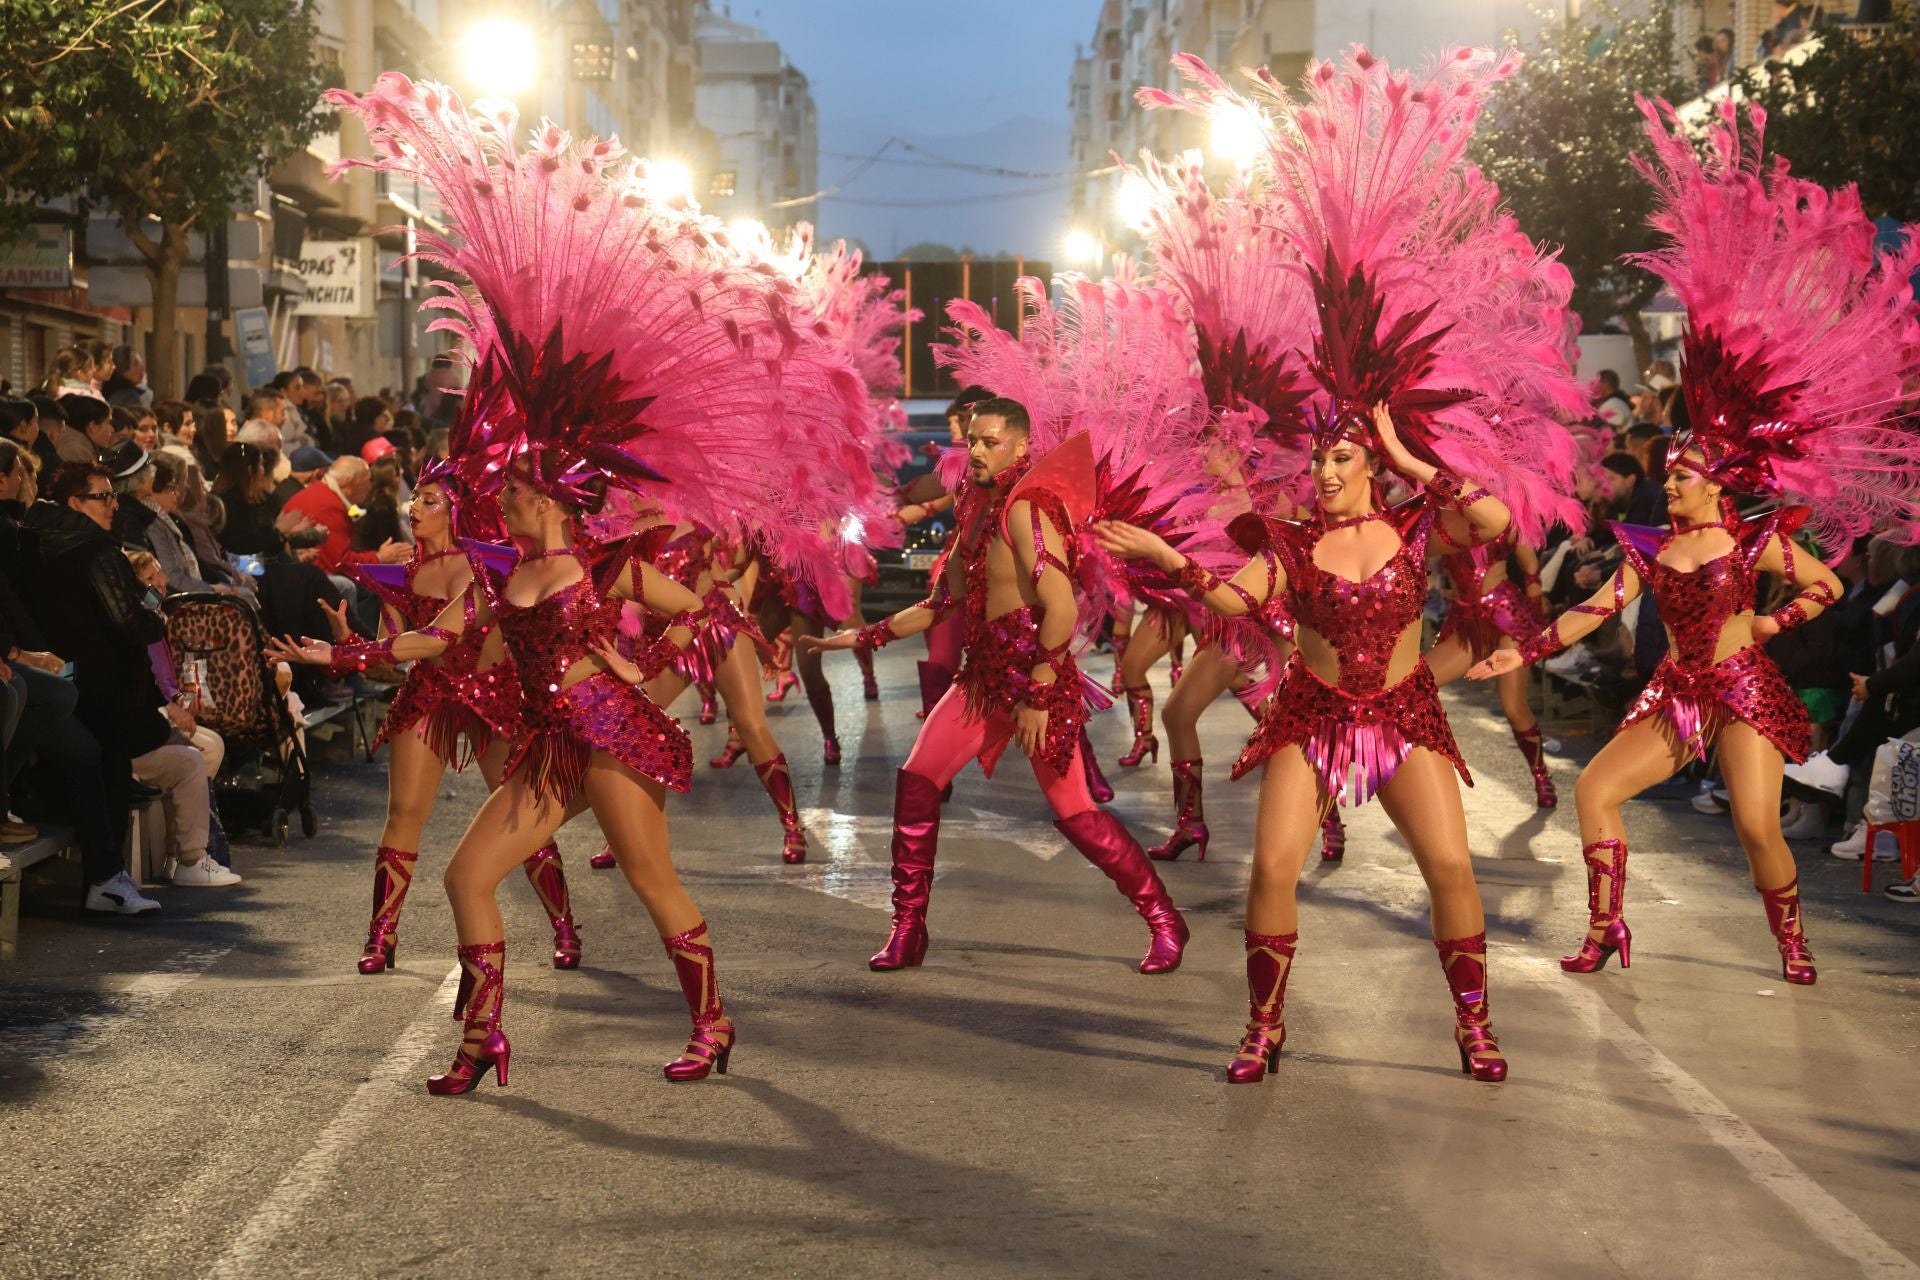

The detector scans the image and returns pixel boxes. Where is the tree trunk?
[1622,308,1654,384]
[124,215,189,400]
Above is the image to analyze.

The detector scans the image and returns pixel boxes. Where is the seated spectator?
[281,455,408,572]
[104,439,156,546]
[125,405,159,453]
[335,395,394,461]
[153,398,192,450]
[56,393,113,465]
[101,344,151,409]
[239,387,290,452]
[124,549,228,774]
[190,403,234,481]
[41,346,99,400]
[132,453,226,595]
[24,463,237,893]
[1621,424,1671,527]
[278,445,331,507]
[182,371,225,408]
[212,442,314,560]
[24,394,65,475]
[352,453,410,552]
[1591,370,1633,431]
[158,447,247,591]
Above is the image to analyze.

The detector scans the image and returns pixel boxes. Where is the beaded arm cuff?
[1768,581,1838,634]
[1024,638,1072,709]
[1175,556,1223,599]
[328,626,455,674]
[1424,470,1488,510]
[635,609,704,681]
[854,616,901,650]
[1516,622,1564,665]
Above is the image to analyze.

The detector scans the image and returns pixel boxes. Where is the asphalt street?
[2,647,1917,1279]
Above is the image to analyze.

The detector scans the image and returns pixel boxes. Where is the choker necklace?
[1319,509,1385,533]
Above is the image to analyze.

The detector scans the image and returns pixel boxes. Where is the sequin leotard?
[1433,529,1548,660]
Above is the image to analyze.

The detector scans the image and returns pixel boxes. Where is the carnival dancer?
[805,276,1228,974]
[1112,46,1587,1083]
[1472,98,1920,985]
[895,387,993,719]
[330,467,583,973]
[278,73,878,1093]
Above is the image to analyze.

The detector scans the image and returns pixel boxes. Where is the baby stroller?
[164,592,316,845]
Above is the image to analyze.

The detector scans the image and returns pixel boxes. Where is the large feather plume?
[324,73,876,599]
[1631,97,1920,553]
[1140,48,1588,541]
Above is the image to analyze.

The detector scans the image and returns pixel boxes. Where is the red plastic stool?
[1860,820,1920,891]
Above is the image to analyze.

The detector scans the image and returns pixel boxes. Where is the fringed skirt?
[501,669,692,803]
[375,662,521,770]
[1233,654,1470,805]
[1620,645,1810,764]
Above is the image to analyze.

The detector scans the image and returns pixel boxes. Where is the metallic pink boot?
[357,846,417,974]
[1758,878,1817,985]
[427,940,510,1096]
[1226,929,1297,1083]
[870,769,942,970]
[1319,808,1346,862]
[1562,838,1631,973]
[662,923,734,1081]
[1054,808,1188,973]
[754,753,809,864]
[1117,684,1158,766]
[521,843,582,969]
[1514,723,1557,807]
[1080,728,1114,803]
[1148,760,1209,861]
[1436,932,1508,1083]
[915,660,953,721]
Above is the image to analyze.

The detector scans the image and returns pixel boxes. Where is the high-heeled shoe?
[871,770,939,970]
[662,923,734,1081]
[1149,760,1209,861]
[710,730,747,769]
[822,735,842,766]
[522,843,582,969]
[697,688,718,725]
[590,842,616,870]
[1226,930,1296,1083]
[1513,723,1556,807]
[754,754,808,864]
[428,940,510,1095]
[1758,878,1817,985]
[1080,729,1114,804]
[1117,684,1158,767]
[1562,837,1630,973]
[1054,808,1188,973]
[856,645,879,701]
[357,845,417,974]
[1319,809,1345,862]
[1436,932,1508,1083]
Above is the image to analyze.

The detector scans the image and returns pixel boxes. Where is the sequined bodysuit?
[917,456,1102,777]
[344,543,521,767]
[1231,498,1468,802]
[1611,511,1810,762]
[490,539,693,802]
[1434,529,1547,659]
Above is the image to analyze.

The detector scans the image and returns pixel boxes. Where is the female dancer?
[334,468,582,973]
[1124,45,1587,1083]
[1424,529,1558,806]
[1473,98,1920,984]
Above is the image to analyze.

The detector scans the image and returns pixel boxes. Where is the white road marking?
[4,946,231,1059]
[1509,953,1920,1277]
[208,965,461,1280]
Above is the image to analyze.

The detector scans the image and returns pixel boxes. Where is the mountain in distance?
[812,112,1073,262]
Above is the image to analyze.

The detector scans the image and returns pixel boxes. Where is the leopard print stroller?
[164,593,316,845]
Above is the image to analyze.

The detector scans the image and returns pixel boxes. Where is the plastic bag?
[1863,730,1920,823]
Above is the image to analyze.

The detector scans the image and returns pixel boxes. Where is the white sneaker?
[1691,782,1727,815]
[0,851,11,873]
[1784,751,1851,797]
[1544,644,1598,677]
[85,872,160,915]
[1779,800,1828,840]
[1829,825,1899,861]
[171,857,241,887]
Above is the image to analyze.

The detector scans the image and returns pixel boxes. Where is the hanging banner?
[0,224,74,289]
[292,238,376,317]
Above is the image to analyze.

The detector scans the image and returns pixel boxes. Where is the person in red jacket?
[280,455,408,572]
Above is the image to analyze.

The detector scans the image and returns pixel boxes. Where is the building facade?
[693,7,819,229]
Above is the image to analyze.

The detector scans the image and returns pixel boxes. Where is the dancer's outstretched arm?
[266,590,466,668]
[1093,521,1281,621]
[1469,562,1644,680]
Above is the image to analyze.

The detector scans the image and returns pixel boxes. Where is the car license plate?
[905,552,938,571]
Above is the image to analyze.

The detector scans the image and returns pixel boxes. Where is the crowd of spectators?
[1512,359,1918,904]
[0,343,458,918]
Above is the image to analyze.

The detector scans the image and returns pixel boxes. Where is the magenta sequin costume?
[1433,530,1547,659]
[488,540,695,802]
[626,526,762,686]
[1228,497,1468,802]
[342,545,522,768]
[1608,511,1811,763]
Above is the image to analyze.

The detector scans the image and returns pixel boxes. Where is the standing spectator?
[1692,34,1725,88]
[240,387,290,451]
[56,393,113,464]
[323,380,356,448]
[336,395,394,460]
[40,346,98,399]
[85,341,116,397]
[269,372,316,450]
[1765,1,1813,57]
[101,344,152,409]
[1591,369,1633,432]
[182,371,225,407]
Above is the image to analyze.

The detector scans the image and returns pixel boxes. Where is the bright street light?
[1209,101,1267,171]
[1064,229,1102,267]
[460,19,539,97]
[647,159,692,202]
[1114,173,1154,233]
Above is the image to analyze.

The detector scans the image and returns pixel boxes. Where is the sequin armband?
[328,626,454,674]
[1516,622,1564,666]
[1768,580,1838,634]
[1175,556,1222,599]
[1424,470,1490,510]
[854,617,900,650]
[636,609,705,681]
[1024,639,1072,708]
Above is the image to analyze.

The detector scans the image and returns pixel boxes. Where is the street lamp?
[1064,229,1103,268]
[1114,173,1154,233]
[461,18,539,97]
[647,159,692,203]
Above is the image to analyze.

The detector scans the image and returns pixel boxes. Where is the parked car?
[865,398,957,618]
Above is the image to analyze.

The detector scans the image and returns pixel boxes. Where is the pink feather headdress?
[1140,48,1589,541]
[1631,97,1920,550]
[325,75,878,594]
